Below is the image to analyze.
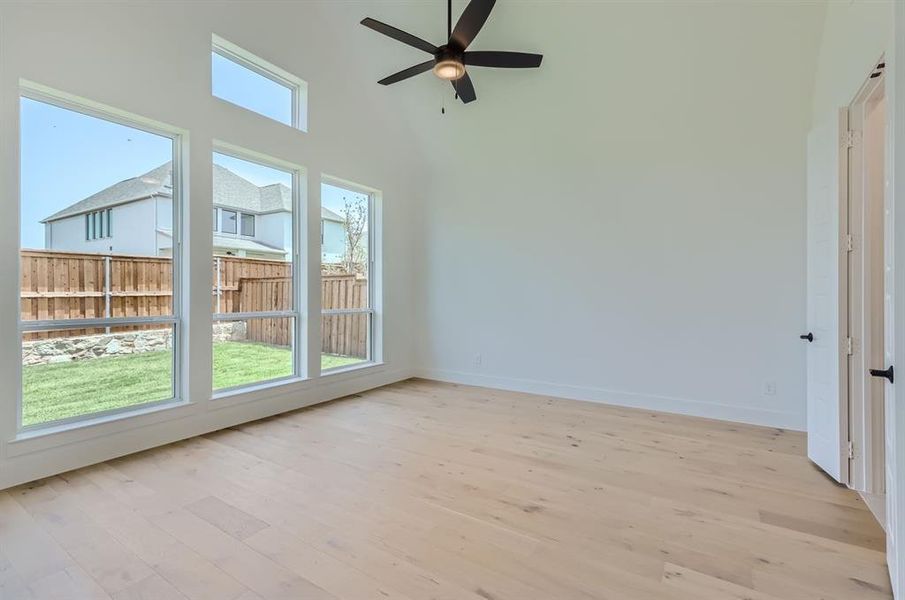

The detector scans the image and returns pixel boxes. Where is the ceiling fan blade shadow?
[464,51,543,68]
[452,72,477,104]
[449,0,496,50]
[378,60,436,85]
[361,18,438,54]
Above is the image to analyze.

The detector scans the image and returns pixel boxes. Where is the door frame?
[846,61,887,498]
[887,3,904,592]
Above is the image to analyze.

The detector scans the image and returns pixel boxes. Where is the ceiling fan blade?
[449,0,496,50]
[361,18,438,54]
[378,60,435,85]
[464,51,543,68]
[452,72,477,104]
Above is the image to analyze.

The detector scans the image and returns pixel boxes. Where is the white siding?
[155,195,173,231]
[257,212,291,255]
[46,197,159,256]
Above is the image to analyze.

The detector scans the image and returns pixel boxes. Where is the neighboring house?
[41,162,348,263]
[321,206,345,264]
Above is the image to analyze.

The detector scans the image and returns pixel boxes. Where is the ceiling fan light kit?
[433,59,466,81]
[361,0,543,104]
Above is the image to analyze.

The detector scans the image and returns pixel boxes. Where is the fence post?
[104,255,111,334]
[215,256,222,314]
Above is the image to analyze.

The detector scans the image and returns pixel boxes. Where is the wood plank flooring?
[0,378,891,599]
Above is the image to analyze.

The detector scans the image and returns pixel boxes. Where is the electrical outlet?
[473,354,482,368]
[763,381,777,396]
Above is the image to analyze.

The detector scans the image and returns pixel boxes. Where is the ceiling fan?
[361,0,543,104]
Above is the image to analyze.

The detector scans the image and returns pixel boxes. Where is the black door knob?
[800,333,814,342]
[870,365,894,384]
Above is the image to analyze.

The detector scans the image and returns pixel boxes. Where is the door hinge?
[845,337,854,355]
[843,130,861,148]
[843,234,854,252]
[848,440,855,460]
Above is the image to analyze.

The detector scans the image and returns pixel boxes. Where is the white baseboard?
[415,368,805,431]
[860,491,887,531]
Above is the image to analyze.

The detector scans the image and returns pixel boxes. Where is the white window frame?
[211,34,308,132]
[320,177,381,374]
[17,86,184,432]
[212,145,304,395]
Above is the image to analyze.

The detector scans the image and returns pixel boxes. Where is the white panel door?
[806,112,847,483]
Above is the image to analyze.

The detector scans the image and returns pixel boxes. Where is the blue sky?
[21,62,367,250]
[212,51,292,126]
[19,97,173,249]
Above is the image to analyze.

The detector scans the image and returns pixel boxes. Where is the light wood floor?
[0,379,891,599]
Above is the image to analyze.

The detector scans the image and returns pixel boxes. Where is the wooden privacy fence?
[21,250,173,338]
[20,250,368,356]
[322,275,369,359]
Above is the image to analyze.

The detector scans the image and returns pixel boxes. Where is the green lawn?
[22,342,362,427]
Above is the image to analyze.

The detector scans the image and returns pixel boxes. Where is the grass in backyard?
[22,350,174,427]
[22,342,364,427]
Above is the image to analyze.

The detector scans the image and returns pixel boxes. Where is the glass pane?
[321,182,370,369]
[20,97,176,324]
[241,213,255,237]
[22,324,175,427]
[221,209,237,234]
[212,153,294,315]
[213,317,294,391]
[212,50,293,126]
[321,183,369,279]
[321,313,369,370]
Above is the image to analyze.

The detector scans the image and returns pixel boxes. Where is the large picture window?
[212,151,300,392]
[321,181,374,371]
[19,94,181,428]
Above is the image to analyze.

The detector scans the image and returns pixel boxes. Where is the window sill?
[8,398,192,457]
[211,375,311,407]
[321,360,384,378]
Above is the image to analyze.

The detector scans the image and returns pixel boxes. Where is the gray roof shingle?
[42,162,344,222]
[41,162,173,222]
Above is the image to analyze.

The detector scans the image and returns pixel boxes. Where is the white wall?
[0,0,426,489]
[810,0,892,129]
[410,1,826,429]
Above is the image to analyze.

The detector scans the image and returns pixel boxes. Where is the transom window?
[212,35,307,131]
